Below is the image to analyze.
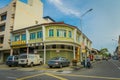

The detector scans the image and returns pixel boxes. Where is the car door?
[62,58,66,67]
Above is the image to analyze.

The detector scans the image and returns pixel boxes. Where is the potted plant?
[72,59,77,66]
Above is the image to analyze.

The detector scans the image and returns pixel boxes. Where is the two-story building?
[10,22,92,64]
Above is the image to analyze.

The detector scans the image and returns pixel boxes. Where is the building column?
[73,46,76,59]
[27,47,29,54]
[74,29,77,42]
[42,25,45,41]
[10,48,13,56]
[43,44,46,64]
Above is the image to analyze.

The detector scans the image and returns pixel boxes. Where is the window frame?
[30,32,36,40]
[37,31,43,38]
[21,34,26,41]
[15,35,20,41]
[57,29,66,37]
[49,29,54,37]
[68,31,72,38]
[1,13,7,21]
[0,24,5,32]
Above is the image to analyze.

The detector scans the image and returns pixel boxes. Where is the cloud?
[48,0,80,17]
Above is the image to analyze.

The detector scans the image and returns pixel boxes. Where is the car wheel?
[49,66,52,68]
[9,65,12,67]
[30,62,33,67]
[40,61,43,65]
[67,62,70,66]
[59,64,63,68]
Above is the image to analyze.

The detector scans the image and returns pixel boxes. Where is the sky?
[0,0,120,54]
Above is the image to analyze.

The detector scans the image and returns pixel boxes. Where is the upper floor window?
[49,29,54,37]
[57,29,66,37]
[21,34,26,41]
[15,35,20,41]
[1,13,7,21]
[0,24,5,32]
[0,36,4,44]
[37,31,43,38]
[68,31,72,38]
[30,32,36,40]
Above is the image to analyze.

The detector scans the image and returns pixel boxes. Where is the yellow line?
[56,74,120,80]
[44,73,68,80]
[16,73,68,80]
[16,73,44,80]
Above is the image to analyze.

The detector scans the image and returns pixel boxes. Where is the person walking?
[87,57,91,68]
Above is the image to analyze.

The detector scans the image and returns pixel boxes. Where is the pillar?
[10,48,13,56]
[73,46,75,59]
[27,47,29,54]
[43,44,46,64]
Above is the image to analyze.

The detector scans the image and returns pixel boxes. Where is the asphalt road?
[0,59,120,80]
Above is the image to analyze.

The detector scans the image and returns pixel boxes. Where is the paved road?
[0,59,120,80]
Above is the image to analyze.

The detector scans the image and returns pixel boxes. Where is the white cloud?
[48,0,80,17]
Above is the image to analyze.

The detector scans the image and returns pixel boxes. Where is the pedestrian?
[82,57,86,68]
[87,57,91,68]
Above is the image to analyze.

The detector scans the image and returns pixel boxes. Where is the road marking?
[110,61,120,70]
[45,73,68,80]
[16,73,68,80]
[56,74,120,80]
[7,77,17,79]
[118,67,120,70]
[16,73,44,80]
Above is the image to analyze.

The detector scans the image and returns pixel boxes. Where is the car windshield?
[7,56,13,61]
[19,55,27,59]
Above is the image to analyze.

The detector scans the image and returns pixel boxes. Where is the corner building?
[11,22,92,64]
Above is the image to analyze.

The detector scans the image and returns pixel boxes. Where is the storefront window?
[37,31,43,38]
[30,32,36,40]
[21,34,26,40]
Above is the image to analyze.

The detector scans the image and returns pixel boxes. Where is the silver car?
[48,57,70,68]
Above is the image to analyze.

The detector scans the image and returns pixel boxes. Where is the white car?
[19,54,43,67]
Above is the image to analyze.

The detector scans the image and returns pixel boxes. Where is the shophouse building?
[0,0,54,63]
[114,36,120,59]
[10,22,92,64]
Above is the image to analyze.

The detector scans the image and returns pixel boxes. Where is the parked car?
[6,55,19,67]
[112,56,118,60]
[19,53,43,67]
[48,57,70,68]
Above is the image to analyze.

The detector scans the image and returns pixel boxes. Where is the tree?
[100,48,109,57]
[100,48,108,54]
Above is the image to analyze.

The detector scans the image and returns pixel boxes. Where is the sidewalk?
[0,63,84,73]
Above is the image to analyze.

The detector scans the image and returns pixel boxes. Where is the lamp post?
[80,9,93,63]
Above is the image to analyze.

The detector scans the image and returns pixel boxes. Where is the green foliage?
[100,48,109,57]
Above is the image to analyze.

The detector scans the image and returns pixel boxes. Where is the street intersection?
[0,60,120,80]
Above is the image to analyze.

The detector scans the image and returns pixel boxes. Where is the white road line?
[111,61,120,70]
[7,77,17,79]
[118,67,120,70]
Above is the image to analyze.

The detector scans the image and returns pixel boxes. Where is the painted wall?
[14,0,43,30]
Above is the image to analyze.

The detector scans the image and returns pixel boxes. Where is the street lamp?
[80,8,93,63]
[80,8,93,33]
